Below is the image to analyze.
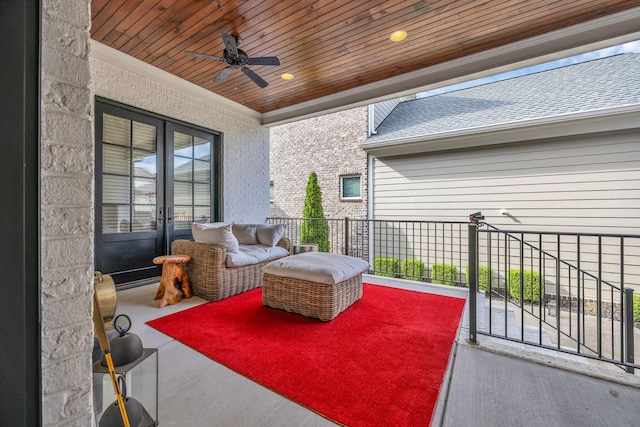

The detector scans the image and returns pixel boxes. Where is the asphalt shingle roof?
[368,53,640,142]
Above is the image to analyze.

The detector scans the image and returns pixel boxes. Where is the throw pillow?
[193,221,227,228]
[255,223,287,246]
[232,223,259,245]
[191,223,239,253]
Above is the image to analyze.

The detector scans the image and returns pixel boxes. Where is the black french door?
[95,99,220,286]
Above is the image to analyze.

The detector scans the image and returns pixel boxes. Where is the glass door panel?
[96,100,219,285]
[194,183,211,207]
[168,127,213,237]
[102,115,158,235]
[132,121,157,151]
[103,114,131,146]
[174,157,193,182]
[95,104,164,285]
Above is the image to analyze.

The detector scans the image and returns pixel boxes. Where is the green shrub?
[508,269,544,303]
[633,294,640,324]
[465,265,493,291]
[401,259,425,281]
[431,263,458,286]
[300,172,330,252]
[374,257,399,278]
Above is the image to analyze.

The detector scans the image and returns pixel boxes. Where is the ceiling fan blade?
[185,51,226,62]
[247,56,280,66]
[221,33,239,58]
[241,67,268,88]
[214,67,234,83]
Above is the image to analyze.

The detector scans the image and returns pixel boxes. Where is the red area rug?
[147,284,465,426]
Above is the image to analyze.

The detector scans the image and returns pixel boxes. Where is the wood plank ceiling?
[91,0,639,115]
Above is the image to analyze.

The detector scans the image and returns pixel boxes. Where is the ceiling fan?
[185,33,280,88]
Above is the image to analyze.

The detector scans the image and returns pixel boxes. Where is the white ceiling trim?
[262,6,640,127]
[90,40,262,123]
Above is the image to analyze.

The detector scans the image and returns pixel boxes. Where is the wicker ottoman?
[262,252,370,321]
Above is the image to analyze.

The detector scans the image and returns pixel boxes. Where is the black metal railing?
[269,215,639,372]
[468,215,639,373]
[267,217,469,283]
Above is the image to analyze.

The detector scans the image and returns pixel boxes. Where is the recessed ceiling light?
[390,30,407,42]
[281,73,294,80]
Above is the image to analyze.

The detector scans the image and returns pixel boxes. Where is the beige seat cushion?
[262,252,369,285]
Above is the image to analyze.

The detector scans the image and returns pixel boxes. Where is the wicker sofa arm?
[171,240,226,298]
[276,237,291,252]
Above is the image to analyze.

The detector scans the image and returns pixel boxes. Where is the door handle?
[167,207,173,221]
[158,207,164,221]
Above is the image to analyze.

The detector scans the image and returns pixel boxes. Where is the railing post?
[468,212,484,344]
[344,217,350,256]
[624,287,635,374]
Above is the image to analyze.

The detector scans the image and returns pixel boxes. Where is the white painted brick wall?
[91,54,271,223]
[40,3,271,425]
[41,0,95,425]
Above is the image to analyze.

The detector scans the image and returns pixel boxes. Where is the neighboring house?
[363,53,640,237]
[362,53,640,298]
[272,52,640,297]
[272,52,640,235]
[269,106,369,220]
[269,96,414,221]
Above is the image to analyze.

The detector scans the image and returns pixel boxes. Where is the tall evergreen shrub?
[374,257,399,278]
[300,172,330,252]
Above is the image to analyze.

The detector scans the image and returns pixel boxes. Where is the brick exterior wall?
[269,106,369,220]
[41,1,95,425]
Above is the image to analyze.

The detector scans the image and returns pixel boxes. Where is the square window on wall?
[340,175,361,200]
[270,181,274,202]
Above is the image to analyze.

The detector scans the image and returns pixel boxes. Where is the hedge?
[465,265,493,291]
[401,259,425,282]
[374,257,398,278]
[431,263,457,286]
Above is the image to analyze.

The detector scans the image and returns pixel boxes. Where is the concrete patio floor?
[109,275,640,426]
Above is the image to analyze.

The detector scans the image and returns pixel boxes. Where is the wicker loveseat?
[171,223,290,301]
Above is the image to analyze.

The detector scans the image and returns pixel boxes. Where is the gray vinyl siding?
[373,131,640,233]
[372,131,640,297]
[372,96,416,131]
[373,99,402,130]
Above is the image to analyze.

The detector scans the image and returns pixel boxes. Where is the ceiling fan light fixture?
[390,30,407,42]
[281,73,294,81]
[186,32,279,88]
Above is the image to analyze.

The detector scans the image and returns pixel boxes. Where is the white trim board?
[361,105,640,157]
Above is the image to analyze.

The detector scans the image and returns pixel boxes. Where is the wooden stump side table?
[153,254,192,308]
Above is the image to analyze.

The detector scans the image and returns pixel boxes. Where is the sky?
[418,40,640,98]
